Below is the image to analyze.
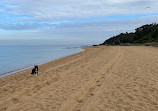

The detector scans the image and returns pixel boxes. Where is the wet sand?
[0,46,158,111]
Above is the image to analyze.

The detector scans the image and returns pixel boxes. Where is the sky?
[0,0,158,45]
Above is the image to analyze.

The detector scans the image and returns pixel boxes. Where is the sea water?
[0,45,84,77]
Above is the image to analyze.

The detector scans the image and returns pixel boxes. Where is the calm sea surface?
[0,45,84,77]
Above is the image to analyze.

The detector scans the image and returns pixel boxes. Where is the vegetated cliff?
[102,23,158,45]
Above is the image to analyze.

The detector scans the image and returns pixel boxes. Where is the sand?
[0,46,158,111]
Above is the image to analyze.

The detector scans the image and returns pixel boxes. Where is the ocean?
[0,45,84,77]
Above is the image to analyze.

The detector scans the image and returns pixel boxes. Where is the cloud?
[0,0,158,45]
[1,0,158,21]
[0,0,157,30]
[0,22,56,30]
[43,16,158,38]
[1,16,157,39]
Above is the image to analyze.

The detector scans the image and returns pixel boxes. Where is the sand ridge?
[0,46,158,111]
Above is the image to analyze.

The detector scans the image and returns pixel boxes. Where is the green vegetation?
[101,23,158,46]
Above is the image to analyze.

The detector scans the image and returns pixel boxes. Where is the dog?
[31,65,38,75]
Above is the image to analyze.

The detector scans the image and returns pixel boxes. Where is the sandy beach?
[0,46,158,111]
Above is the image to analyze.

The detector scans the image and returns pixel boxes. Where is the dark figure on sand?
[31,65,38,75]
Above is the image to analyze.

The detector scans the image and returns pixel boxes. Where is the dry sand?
[0,46,158,111]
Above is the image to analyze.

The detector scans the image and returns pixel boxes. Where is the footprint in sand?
[0,107,7,111]
[11,98,19,103]
[90,93,94,96]
[76,99,83,103]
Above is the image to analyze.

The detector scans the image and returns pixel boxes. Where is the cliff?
[102,23,158,45]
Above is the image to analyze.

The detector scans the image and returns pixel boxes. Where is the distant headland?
[96,23,158,46]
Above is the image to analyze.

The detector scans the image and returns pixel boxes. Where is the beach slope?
[0,46,158,111]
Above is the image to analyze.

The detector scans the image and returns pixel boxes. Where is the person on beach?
[31,65,38,75]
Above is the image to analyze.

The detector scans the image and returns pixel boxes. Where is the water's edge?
[0,47,84,78]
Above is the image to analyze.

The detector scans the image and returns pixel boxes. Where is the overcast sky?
[0,0,158,45]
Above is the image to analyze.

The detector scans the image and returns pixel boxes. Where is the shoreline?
[0,66,33,78]
[0,46,158,111]
[0,47,84,79]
